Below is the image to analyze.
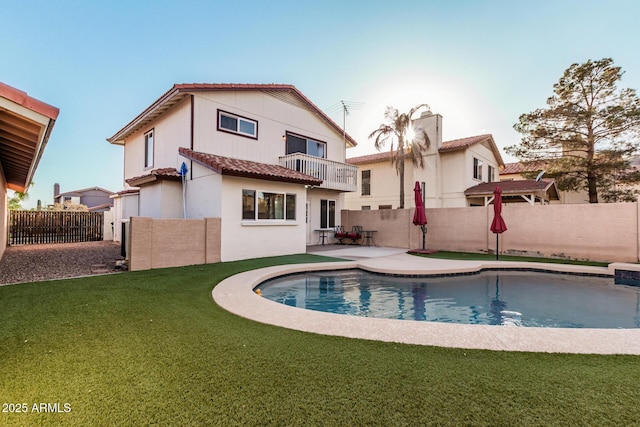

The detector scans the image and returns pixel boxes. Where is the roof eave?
[14,116,56,193]
[106,83,357,147]
[107,85,186,144]
[223,169,321,186]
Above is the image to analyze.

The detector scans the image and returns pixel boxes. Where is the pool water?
[258,269,640,328]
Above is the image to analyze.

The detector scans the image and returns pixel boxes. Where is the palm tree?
[368,104,431,208]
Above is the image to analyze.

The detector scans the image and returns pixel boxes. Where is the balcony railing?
[279,153,357,192]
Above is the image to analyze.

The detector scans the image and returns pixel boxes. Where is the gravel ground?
[0,241,124,285]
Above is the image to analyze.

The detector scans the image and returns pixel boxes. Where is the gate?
[9,210,104,245]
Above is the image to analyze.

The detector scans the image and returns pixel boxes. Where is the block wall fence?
[126,203,639,271]
[341,202,640,263]
[128,217,221,271]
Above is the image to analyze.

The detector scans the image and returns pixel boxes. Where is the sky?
[3,0,640,209]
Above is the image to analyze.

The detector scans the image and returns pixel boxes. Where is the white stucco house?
[344,111,505,209]
[107,83,357,261]
[0,82,58,259]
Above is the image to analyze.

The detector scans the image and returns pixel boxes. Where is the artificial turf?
[1,254,638,426]
[417,251,610,267]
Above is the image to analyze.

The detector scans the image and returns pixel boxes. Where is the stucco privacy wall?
[341,202,640,263]
[129,217,221,271]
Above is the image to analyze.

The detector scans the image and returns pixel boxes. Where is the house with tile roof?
[499,161,585,204]
[344,112,505,209]
[0,82,59,259]
[107,83,357,261]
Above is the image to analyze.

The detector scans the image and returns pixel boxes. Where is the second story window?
[285,132,326,158]
[473,157,483,181]
[361,170,371,195]
[144,129,154,168]
[488,165,495,183]
[218,110,258,139]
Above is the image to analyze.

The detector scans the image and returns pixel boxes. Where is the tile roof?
[501,161,547,175]
[179,147,322,186]
[0,82,60,120]
[346,151,392,165]
[107,83,356,147]
[438,134,493,152]
[125,167,183,187]
[347,134,504,166]
[113,189,140,197]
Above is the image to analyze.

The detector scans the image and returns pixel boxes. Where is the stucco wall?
[111,193,139,242]
[341,202,640,263]
[139,181,183,219]
[306,188,345,245]
[220,176,307,262]
[186,165,222,218]
[123,97,191,185]
[193,91,348,166]
[129,216,221,271]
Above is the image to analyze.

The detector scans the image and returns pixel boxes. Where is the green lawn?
[417,251,610,267]
[1,254,638,426]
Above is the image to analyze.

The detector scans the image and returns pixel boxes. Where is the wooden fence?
[8,210,104,245]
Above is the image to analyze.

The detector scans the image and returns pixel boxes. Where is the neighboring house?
[53,183,114,211]
[107,83,357,261]
[500,161,578,204]
[344,112,504,209]
[0,82,58,259]
[465,179,559,205]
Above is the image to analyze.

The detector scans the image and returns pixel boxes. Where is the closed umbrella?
[490,186,507,260]
[413,181,427,250]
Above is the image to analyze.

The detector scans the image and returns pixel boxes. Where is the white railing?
[279,153,357,192]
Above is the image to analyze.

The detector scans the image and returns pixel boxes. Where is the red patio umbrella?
[413,181,428,250]
[490,186,508,260]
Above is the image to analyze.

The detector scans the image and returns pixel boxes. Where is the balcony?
[279,153,357,192]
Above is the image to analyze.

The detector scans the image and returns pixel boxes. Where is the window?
[218,110,258,139]
[362,206,371,210]
[242,189,295,221]
[379,205,392,210]
[242,190,255,219]
[320,199,336,228]
[488,166,495,183]
[285,132,326,158]
[286,194,296,220]
[361,170,371,195]
[144,130,154,168]
[473,158,483,180]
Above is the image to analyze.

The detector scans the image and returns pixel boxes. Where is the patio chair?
[334,226,348,245]
[346,226,363,245]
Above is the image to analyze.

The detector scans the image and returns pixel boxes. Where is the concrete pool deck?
[212,248,640,355]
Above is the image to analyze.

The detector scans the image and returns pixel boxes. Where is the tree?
[51,201,89,211]
[507,58,640,203]
[7,190,28,210]
[369,104,431,208]
[7,182,34,210]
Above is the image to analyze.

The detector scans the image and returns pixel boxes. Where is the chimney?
[54,183,60,203]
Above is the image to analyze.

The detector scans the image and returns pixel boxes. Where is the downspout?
[190,95,194,180]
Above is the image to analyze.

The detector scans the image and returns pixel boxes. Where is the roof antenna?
[327,100,364,143]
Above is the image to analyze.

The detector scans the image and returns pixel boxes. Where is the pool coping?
[212,253,640,355]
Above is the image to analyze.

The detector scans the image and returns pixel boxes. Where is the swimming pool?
[258,269,640,328]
